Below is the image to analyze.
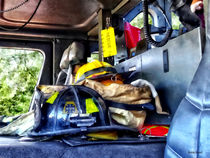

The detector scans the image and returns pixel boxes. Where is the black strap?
[77,86,107,126]
[106,100,155,111]
[62,137,166,147]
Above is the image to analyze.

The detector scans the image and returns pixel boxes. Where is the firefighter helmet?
[29,85,137,137]
[74,60,117,83]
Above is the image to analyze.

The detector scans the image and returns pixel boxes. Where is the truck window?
[171,12,182,30]
[87,52,99,63]
[130,12,153,29]
[0,49,44,116]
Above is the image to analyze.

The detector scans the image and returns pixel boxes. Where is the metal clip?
[106,17,111,28]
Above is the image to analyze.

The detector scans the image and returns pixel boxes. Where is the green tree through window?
[130,12,153,29]
[87,53,99,63]
[130,12,182,30]
[0,49,43,116]
[171,12,182,30]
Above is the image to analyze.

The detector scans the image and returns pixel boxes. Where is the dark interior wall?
[0,28,89,85]
[0,31,96,86]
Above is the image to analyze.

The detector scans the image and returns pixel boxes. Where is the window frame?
[124,1,172,28]
[0,39,53,112]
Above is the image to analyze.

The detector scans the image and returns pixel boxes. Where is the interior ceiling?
[0,0,140,33]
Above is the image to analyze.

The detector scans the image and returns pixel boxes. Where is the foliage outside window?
[171,12,182,30]
[130,12,182,30]
[87,53,99,63]
[130,12,153,29]
[0,49,43,116]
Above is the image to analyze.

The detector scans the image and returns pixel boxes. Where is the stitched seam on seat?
[185,96,202,111]
[167,144,182,158]
[186,96,210,111]
[197,111,202,158]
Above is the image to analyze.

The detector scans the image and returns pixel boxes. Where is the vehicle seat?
[165,3,210,157]
[56,42,85,85]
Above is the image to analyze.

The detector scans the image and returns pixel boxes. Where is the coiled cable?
[0,0,42,31]
[142,0,172,47]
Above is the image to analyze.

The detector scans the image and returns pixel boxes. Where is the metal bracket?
[163,49,169,72]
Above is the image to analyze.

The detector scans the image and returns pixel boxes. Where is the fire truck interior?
[0,0,209,157]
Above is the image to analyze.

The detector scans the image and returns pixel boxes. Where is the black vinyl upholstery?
[0,136,166,158]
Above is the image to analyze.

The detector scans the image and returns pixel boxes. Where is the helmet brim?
[28,125,138,137]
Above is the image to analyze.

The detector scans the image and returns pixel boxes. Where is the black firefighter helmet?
[29,85,137,137]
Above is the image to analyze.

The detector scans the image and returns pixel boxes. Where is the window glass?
[0,49,44,116]
[130,12,153,29]
[87,53,99,63]
[171,12,182,30]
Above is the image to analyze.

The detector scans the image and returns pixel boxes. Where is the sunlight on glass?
[171,12,182,30]
[0,49,44,116]
[87,53,99,63]
[130,12,153,29]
